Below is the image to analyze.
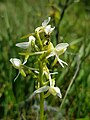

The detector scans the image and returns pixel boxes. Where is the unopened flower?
[10,58,26,77]
[47,42,69,67]
[35,17,55,35]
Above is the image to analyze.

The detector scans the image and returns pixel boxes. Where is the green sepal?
[52,57,58,66]
[20,69,26,77]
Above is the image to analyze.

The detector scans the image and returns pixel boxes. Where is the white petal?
[44,25,55,34]
[10,58,21,69]
[55,54,64,67]
[49,86,56,96]
[14,72,20,82]
[53,87,62,98]
[46,51,55,59]
[44,25,51,34]
[16,42,29,49]
[35,26,42,32]
[34,70,39,74]
[34,86,49,94]
[23,60,27,65]
[55,43,69,52]
[29,36,35,42]
[50,27,55,33]
[59,58,68,66]
[49,86,62,98]
[16,36,35,49]
[50,72,58,75]
[50,79,55,87]
[42,17,51,26]
[48,74,52,86]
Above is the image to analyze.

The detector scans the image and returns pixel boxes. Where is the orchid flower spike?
[47,42,69,68]
[10,58,26,77]
[35,17,55,35]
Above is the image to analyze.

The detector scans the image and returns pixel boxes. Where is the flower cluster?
[10,17,69,99]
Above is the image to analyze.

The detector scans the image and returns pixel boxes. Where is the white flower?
[34,77,62,98]
[10,58,22,69]
[16,36,36,64]
[49,86,62,98]
[32,64,62,98]
[34,85,62,98]
[48,78,62,98]
[35,17,55,35]
[10,58,26,77]
[47,42,69,68]
[44,25,55,35]
[16,36,35,50]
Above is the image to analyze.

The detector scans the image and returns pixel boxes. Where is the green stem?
[40,92,44,120]
[39,61,44,120]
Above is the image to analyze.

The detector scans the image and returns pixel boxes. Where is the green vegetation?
[0,0,90,119]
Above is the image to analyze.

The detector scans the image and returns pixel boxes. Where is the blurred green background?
[0,0,90,119]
